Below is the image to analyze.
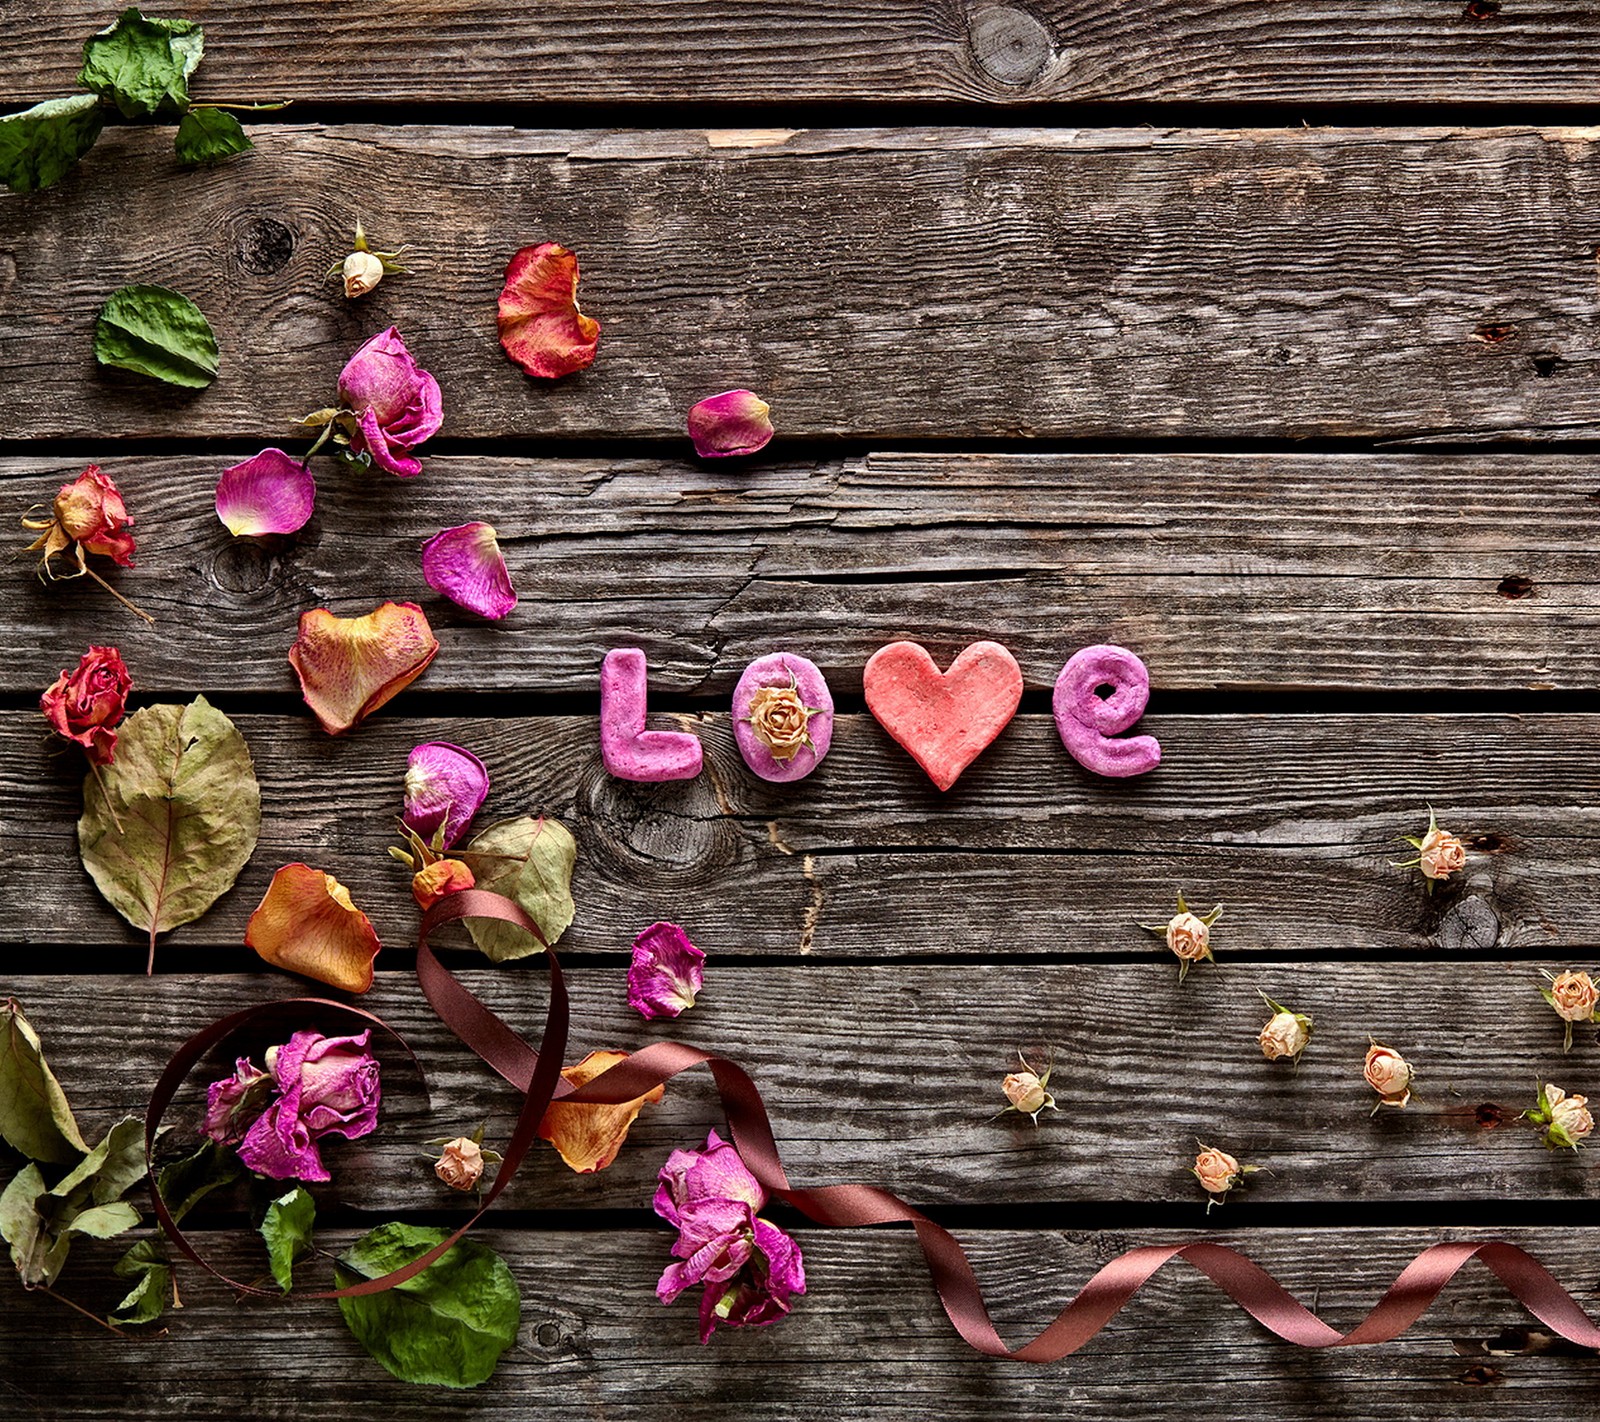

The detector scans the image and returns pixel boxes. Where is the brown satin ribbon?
[149,886,1600,1356]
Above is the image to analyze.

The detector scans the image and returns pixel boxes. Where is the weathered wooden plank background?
[6,4,1600,1419]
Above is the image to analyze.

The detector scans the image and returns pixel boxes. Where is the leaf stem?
[41,1286,129,1338]
[147,922,158,976]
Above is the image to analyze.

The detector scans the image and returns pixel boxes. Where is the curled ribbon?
[150,886,1600,1357]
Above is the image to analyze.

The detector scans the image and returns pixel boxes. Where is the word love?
[600,641,1160,791]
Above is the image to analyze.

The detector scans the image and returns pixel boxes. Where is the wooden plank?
[8,451,1600,696]
[5,1225,1598,1419]
[4,709,1592,955]
[4,126,1600,442]
[10,964,1598,1210]
[5,3,1600,106]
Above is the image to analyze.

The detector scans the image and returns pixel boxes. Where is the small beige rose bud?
[1260,1011,1310,1063]
[434,1135,484,1191]
[1418,825,1467,882]
[1363,1042,1413,1111]
[1193,1146,1241,1195]
[343,249,385,299]
[1550,971,1599,1023]
[1166,912,1210,961]
[1546,1086,1594,1148]
[1003,1071,1050,1115]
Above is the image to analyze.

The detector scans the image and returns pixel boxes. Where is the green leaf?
[0,999,89,1164]
[0,95,105,195]
[0,1162,71,1286]
[174,107,251,167]
[334,1224,520,1389]
[109,1240,171,1325]
[260,1187,314,1292]
[459,816,577,962]
[78,8,204,118]
[157,1139,241,1223]
[93,284,219,388]
[62,1199,140,1240]
[50,1115,147,1206]
[78,697,260,968]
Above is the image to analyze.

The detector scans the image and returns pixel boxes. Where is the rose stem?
[87,761,125,835]
[82,566,155,625]
[40,1286,129,1337]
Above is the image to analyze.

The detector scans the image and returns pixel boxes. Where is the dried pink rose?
[497,242,600,379]
[687,389,774,458]
[1258,992,1313,1064]
[1542,969,1600,1051]
[1193,1146,1241,1195]
[1364,1041,1414,1112]
[237,1029,382,1183]
[40,645,130,764]
[1139,891,1222,983]
[996,1050,1057,1124]
[653,1130,805,1343]
[402,741,489,849]
[628,922,706,1020]
[1527,1082,1595,1150]
[420,522,517,620]
[215,449,316,537]
[337,326,442,478]
[1395,808,1468,893]
[201,1056,273,1145]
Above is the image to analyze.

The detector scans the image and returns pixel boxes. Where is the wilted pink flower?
[402,741,489,849]
[420,522,517,620]
[215,449,316,537]
[337,327,442,478]
[200,1056,273,1145]
[687,389,774,458]
[628,922,706,1020]
[653,1130,805,1343]
[237,1030,382,1182]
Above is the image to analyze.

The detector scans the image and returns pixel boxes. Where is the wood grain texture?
[3,126,1600,442]
[5,1225,1599,1421]
[8,451,1600,696]
[4,709,1592,956]
[10,964,1600,1211]
[4,2,1600,105]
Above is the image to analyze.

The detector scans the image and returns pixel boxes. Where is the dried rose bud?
[40,645,131,764]
[995,1051,1057,1125]
[1395,808,1467,893]
[1139,891,1222,983]
[1526,1083,1594,1150]
[1192,1145,1241,1196]
[412,857,475,911]
[343,250,385,298]
[1364,1041,1414,1112]
[1257,992,1312,1064]
[746,683,817,762]
[1542,969,1600,1051]
[435,1135,485,1191]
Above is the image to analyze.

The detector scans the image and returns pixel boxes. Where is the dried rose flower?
[434,1135,485,1191]
[1139,890,1223,983]
[329,220,410,299]
[653,1130,806,1343]
[1540,969,1600,1052]
[996,1050,1057,1125]
[745,681,822,763]
[214,449,316,537]
[1394,808,1468,893]
[40,645,130,764]
[335,326,442,477]
[1364,1040,1414,1113]
[1525,1082,1594,1151]
[1257,991,1313,1065]
[235,1030,382,1182]
[22,465,150,622]
[628,922,706,1020]
[420,522,517,620]
[402,741,489,849]
[411,857,475,912]
[687,389,774,458]
[1191,1143,1257,1213]
[200,1056,273,1145]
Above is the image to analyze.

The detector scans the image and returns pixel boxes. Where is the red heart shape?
[863,641,1023,791]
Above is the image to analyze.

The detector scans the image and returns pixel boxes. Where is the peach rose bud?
[1363,1041,1414,1112]
[1192,1146,1241,1195]
[1258,993,1312,1064]
[435,1135,484,1191]
[343,250,385,299]
[1543,969,1600,1051]
[1419,825,1467,881]
[1547,1087,1594,1149]
[1141,892,1222,983]
[1003,1072,1050,1115]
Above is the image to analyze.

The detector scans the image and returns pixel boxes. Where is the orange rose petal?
[246,863,381,993]
[537,1050,664,1174]
[288,601,439,735]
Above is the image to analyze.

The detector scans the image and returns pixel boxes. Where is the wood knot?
[1496,573,1534,599]
[533,1321,563,1349]
[210,539,278,594]
[234,215,295,275]
[1434,893,1501,951]
[573,754,743,889]
[966,3,1056,88]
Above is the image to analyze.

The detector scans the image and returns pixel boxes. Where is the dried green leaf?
[260,1186,314,1292]
[78,697,260,969]
[335,1224,520,1389]
[459,816,576,962]
[174,106,251,166]
[93,284,219,388]
[0,999,89,1164]
[78,7,204,118]
[156,1138,241,1223]
[0,95,105,195]
[50,1115,146,1206]
[109,1239,171,1325]
[0,1162,68,1286]
[62,1199,140,1240]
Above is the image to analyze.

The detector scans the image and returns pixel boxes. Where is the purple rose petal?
[214,449,316,537]
[687,389,774,458]
[628,921,706,1020]
[402,741,490,849]
[421,522,517,620]
[200,1056,272,1145]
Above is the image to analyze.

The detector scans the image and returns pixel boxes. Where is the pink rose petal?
[687,389,774,458]
[337,326,442,479]
[402,740,490,849]
[215,449,316,537]
[497,243,600,379]
[420,522,517,620]
[628,921,706,1020]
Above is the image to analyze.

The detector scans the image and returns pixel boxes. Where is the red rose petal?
[497,242,600,379]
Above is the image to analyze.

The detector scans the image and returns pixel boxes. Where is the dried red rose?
[40,645,131,763]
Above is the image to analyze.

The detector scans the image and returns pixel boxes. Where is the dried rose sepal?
[215,448,316,537]
[497,242,600,379]
[288,601,439,735]
[687,389,774,458]
[421,522,517,620]
[537,1049,664,1174]
[245,863,381,993]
